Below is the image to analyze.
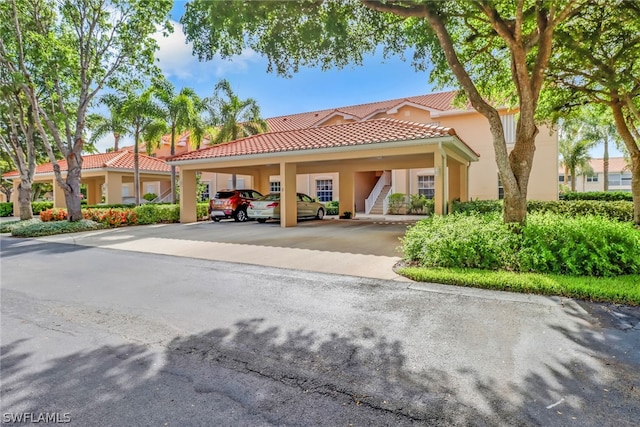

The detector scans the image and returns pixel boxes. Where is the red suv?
[209,189,263,222]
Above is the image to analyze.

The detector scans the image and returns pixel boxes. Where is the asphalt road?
[1,236,639,426]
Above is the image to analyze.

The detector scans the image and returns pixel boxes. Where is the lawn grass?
[397,266,640,306]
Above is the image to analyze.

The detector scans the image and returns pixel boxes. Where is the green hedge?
[31,201,53,214]
[325,201,339,216]
[451,199,633,222]
[0,202,13,217]
[402,212,640,277]
[562,191,633,201]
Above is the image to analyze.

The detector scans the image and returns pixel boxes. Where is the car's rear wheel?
[234,208,248,222]
[212,217,221,222]
[316,208,325,220]
[257,218,267,223]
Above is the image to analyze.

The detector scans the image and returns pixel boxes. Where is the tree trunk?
[610,97,640,226]
[631,155,640,226]
[17,181,33,221]
[170,126,176,203]
[64,151,83,221]
[603,138,609,191]
[134,129,141,206]
[114,132,120,152]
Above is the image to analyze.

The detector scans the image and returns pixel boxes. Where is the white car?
[247,193,325,223]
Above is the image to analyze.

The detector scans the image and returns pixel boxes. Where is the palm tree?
[119,90,166,205]
[207,79,269,188]
[559,119,596,192]
[152,79,202,203]
[87,93,130,151]
[580,108,621,191]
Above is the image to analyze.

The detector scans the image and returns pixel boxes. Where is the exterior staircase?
[368,185,391,214]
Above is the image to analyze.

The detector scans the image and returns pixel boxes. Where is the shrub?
[85,203,135,209]
[324,201,339,216]
[39,208,68,222]
[0,202,13,217]
[31,201,53,214]
[451,200,502,215]
[401,212,640,277]
[0,218,39,233]
[527,200,633,222]
[452,199,633,222]
[408,194,433,215]
[83,208,137,227]
[387,193,407,214]
[197,202,209,220]
[134,204,180,224]
[402,213,520,270]
[518,214,640,276]
[11,219,105,237]
[562,191,633,201]
[143,192,158,201]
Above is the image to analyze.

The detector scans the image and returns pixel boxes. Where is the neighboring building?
[168,91,558,226]
[558,157,631,193]
[3,149,172,216]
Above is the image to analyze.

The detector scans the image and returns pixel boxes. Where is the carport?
[168,118,479,227]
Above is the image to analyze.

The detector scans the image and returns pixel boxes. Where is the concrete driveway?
[32,217,421,280]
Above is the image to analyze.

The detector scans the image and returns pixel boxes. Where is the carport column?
[53,178,66,209]
[460,163,469,202]
[338,169,355,218]
[179,169,198,223]
[11,180,19,217]
[86,179,102,205]
[253,168,271,196]
[104,172,122,205]
[434,145,448,215]
[280,162,297,227]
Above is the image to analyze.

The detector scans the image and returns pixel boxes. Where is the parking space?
[29,217,424,280]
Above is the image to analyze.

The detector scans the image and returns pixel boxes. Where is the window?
[270,181,281,193]
[227,178,245,189]
[122,186,130,197]
[559,174,565,183]
[200,183,210,202]
[500,114,516,144]
[418,175,435,199]
[497,175,504,200]
[586,174,599,183]
[316,179,333,202]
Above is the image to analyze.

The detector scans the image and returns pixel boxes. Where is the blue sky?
[93,1,440,152]
[96,1,618,158]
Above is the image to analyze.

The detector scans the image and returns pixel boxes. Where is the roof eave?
[167,135,479,167]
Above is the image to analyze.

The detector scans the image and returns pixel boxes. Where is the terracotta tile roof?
[266,91,463,132]
[589,157,630,174]
[3,149,170,178]
[168,118,477,162]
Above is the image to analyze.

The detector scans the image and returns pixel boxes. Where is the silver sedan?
[247,193,325,223]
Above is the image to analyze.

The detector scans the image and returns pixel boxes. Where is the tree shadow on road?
[1,312,638,426]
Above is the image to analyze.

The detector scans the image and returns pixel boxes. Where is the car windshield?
[258,193,280,201]
[214,191,236,199]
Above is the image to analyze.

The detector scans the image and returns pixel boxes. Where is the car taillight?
[267,202,279,208]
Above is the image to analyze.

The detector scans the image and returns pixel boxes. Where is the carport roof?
[167,118,479,164]
[3,149,171,178]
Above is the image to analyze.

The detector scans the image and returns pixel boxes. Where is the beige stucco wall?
[438,112,558,201]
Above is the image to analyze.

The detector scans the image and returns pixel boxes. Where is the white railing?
[364,171,391,214]
[150,187,172,203]
[382,192,390,215]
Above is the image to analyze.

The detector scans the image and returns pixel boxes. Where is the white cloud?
[153,20,261,83]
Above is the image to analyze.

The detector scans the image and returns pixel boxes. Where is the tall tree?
[181,0,585,225]
[87,93,130,152]
[549,0,640,225]
[558,119,594,192]
[0,0,171,221]
[152,79,202,203]
[580,106,621,192]
[119,89,167,206]
[207,79,269,188]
